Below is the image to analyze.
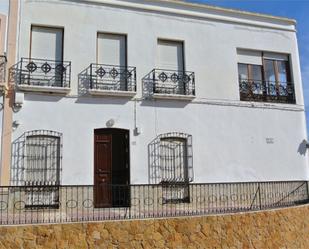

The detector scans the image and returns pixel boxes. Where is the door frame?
[93,128,130,208]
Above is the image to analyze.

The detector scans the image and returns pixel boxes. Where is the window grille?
[148,132,193,203]
[25,135,60,185]
[11,130,62,208]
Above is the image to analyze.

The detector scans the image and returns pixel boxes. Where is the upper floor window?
[238,49,295,104]
[89,33,135,92]
[15,26,71,91]
[31,26,63,61]
[149,39,195,97]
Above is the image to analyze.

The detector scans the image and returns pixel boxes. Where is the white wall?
[11,0,309,185]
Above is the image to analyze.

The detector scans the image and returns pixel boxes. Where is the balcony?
[150,69,195,100]
[15,58,71,94]
[88,64,136,97]
[239,79,296,104]
[0,181,307,225]
[0,55,7,87]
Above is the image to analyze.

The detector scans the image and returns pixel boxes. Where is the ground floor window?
[148,132,193,203]
[11,130,62,208]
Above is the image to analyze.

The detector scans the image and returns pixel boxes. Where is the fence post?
[258,182,262,210]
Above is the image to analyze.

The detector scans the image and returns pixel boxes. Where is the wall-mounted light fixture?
[106,119,115,128]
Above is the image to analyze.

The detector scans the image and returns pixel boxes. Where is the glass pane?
[251,65,262,81]
[277,60,289,83]
[251,65,263,94]
[264,59,276,83]
[238,64,248,81]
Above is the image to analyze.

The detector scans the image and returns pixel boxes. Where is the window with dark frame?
[238,51,295,104]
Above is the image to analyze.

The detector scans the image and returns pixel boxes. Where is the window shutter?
[97,33,126,67]
[31,26,63,61]
[237,49,262,65]
[263,52,289,61]
[157,40,184,71]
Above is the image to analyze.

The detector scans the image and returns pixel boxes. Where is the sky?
[190,0,309,130]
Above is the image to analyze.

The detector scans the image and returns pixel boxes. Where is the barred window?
[160,137,188,183]
[148,133,193,203]
[25,134,61,185]
[11,130,63,208]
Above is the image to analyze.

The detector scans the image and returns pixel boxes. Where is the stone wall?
[0,204,309,249]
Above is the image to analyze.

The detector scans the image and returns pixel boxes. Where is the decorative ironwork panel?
[151,69,195,96]
[15,58,71,88]
[89,63,136,92]
[239,79,296,104]
[0,55,7,83]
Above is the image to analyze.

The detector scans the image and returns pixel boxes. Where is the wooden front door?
[94,134,112,208]
[94,129,130,208]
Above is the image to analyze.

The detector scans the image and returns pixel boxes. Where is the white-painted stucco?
[9,0,308,185]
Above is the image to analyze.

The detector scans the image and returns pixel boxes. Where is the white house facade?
[0,0,308,213]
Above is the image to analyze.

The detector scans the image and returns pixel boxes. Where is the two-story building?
[0,0,308,215]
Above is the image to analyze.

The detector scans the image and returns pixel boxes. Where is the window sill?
[88,89,136,98]
[17,84,71,94]
[153,93,195,101]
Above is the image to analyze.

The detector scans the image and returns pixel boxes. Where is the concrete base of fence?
[0,204,309,249]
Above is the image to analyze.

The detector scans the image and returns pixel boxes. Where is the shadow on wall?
[298,139,308,156]
[11,132,27,186]
[142,70,154,100]
[78,66,90,97]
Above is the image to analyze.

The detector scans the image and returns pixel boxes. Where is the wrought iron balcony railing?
[151,69,195,96]
[0,181,307,225]
[16,58,71,88]
[89,63,136,92]
[239,79,296,104]
[0,55,7,84]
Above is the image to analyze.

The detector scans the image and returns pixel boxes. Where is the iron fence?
[151,69,195,96]
[89,63,136,92]
[14,58,71,88]
[0,181,307,225]
[239,79,295,104]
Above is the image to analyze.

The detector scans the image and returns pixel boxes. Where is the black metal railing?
[89,64,136,92]
[239,79,295,104]
[0,55,7,83]
[15,58,71,88]
[0,181,307,225]
[151,69,195,96]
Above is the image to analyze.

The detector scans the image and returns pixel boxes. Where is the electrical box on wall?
[15,92,24,107]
